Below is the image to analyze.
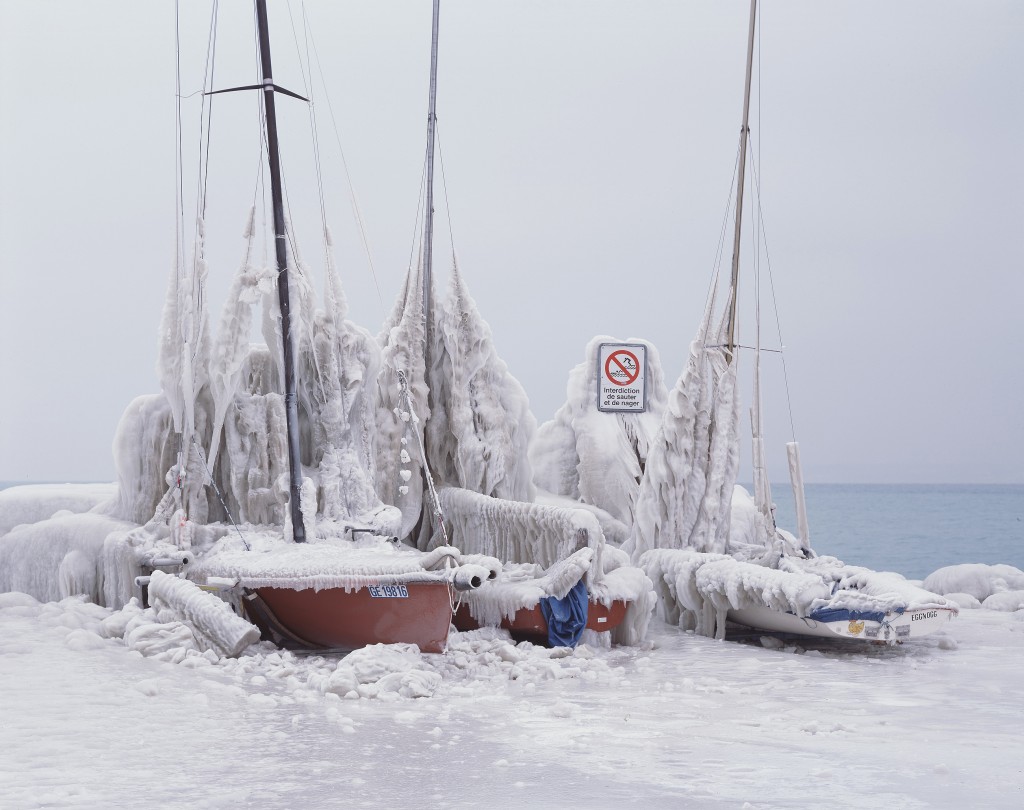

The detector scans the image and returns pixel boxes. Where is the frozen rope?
[748,151,798,442]
[191,438,250,551]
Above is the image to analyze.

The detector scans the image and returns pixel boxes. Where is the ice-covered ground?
[2,592,1022,809]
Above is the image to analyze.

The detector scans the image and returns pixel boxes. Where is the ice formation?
[0,513,135,605]
[437,485,602,571]
[427,261,536,504]
[530,335,667,528]
[439,486,655,645]
[375,263,430,543]
[191,531,473,591]
[146,569,260,657]
[922,563,1024,602]
[2,224,651,652]
[626,303,742,561]
[642,546,959,640]
[0,483,116,536]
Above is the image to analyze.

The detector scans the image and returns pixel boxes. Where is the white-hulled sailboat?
[629,0,957,644]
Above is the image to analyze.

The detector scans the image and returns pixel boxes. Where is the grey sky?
[1,1,1021,485]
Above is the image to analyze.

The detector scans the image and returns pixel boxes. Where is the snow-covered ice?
[2,588,1022,809]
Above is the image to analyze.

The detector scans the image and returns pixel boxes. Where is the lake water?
[768,483,1024,580]
[2,482,1022,581]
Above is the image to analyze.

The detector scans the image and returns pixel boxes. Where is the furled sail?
[376,263,430,542]
[626,300,740,560]
[427,260,536,504]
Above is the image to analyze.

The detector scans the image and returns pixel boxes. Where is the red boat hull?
[453,599,628,645]
[246,582,454,653]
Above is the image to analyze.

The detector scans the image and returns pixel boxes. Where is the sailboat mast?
[255,0,306,543]
[725,0,758,357]
[422,0,441,324]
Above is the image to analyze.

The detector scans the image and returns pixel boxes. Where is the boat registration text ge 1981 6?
[367,584,409,598]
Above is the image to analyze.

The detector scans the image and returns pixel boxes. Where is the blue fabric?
[540,580,589,648]
[810,606,889,624]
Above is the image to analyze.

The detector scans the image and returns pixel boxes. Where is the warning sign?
[597,343,647,413]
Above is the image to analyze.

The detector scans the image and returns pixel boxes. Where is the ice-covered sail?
[153,219,213,526]
[427,260,536,503]
[626,303,740,560]
[376,263,430,542]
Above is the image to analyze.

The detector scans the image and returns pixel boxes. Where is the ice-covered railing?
[440,486,655,645]
[435,486,604,584]
[191,533,472,591]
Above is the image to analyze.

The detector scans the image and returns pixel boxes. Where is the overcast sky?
[1,1,1021,485]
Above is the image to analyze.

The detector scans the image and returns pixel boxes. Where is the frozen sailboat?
[380,2,654,649]
[176,0,501,653]
[629,0,956,644]
[0,0,497,655]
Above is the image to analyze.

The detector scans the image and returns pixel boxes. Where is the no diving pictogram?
[604,349,640,386]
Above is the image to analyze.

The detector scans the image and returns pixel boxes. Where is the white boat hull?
[728,605,957,642]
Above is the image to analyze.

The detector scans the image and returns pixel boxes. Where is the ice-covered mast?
[725,0,757,358]
[255,0,306,542]
[422,0,441,328]
[203,0,308,541]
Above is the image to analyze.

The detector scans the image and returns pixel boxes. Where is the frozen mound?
[942,592,982,609]
[530,335,667,528]
[0,483,117,535]
[0,512,136,605]
[314,643,443,699]
[981,591,1024,612]
[64,594,628,701]
[923,563,1024,601]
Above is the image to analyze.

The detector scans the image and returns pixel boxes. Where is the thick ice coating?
[530,335,667,528]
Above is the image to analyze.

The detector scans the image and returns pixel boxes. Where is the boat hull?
[453,600,628,645]
[246,582,454,653]
[728,605,957,642]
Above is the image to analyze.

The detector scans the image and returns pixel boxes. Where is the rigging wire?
[435,121,458,264]
[174,1,185,279]
[407,155,429,277]
[701,138,744,344]
[188,0,220,374]
[303,4,388,318]
[748,152,798,442]
[286,1,331,272]
[191,438,250,550]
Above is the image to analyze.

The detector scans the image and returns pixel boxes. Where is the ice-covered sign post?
[597,343,647,413]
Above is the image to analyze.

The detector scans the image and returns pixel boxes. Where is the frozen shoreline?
[2,595,1022,809]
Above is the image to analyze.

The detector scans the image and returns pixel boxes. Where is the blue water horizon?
[766,483,1023,580]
